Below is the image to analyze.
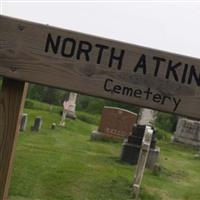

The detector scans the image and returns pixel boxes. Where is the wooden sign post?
[1,15,200,199]
[0,78,28,199]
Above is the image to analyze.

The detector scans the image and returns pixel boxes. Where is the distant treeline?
[27,84,140,114]
[27,84,178,132]
[0,77,177,133]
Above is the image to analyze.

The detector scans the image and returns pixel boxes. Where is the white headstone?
[138,108,157,125]
[65,92,78,119]
[173,118,200,147]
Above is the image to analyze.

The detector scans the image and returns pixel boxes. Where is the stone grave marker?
[120,124,160,169]
[91,106,137,140]
[31,116,43,132]
[20,113,28,132]
[138,108,157,125]
[66,92,78,119]
[173,118,200,147]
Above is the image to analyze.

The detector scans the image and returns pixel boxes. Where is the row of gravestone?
[20,107,160,169]
[20,113,43,132]
[91,106,160,169]
[21,106,200,168]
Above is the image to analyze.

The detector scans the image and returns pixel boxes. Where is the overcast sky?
[1,1,200,58]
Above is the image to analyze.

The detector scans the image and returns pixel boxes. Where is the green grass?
[8,107,200,200]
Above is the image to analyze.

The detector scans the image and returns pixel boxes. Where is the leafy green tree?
[155,112,178,132]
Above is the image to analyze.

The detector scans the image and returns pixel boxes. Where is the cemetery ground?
[8,100,200,200]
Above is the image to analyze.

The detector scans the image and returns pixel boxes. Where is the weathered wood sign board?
[0,15,200,119]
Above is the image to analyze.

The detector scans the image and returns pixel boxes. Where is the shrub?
[77,112,100,125]
[156,127,171,141]
[155,112,178,132]
[25,99,34,109]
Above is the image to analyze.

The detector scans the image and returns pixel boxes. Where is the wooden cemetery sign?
[1,15,200,119]
[1,15,200,199]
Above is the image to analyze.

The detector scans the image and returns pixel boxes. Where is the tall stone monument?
[120,108,160,169]
[59,92,78,127]
[138,108,157,125]
[173,118,200,147]
[65,92,78,119]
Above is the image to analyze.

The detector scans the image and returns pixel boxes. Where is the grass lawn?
[8,108,200,200]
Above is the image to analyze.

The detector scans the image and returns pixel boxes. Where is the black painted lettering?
[61,38,76,57]
[188,65,200,86]
[173,98,181,112]
[109,48,125,70]
[153,93,162,103]
[95,44,109,64]
[165,60,181,81]
[122,87,133,96]
[104,79,113,92]
[181,64,189,83]
[45,33,61,54]
[134,54,147,74]
[134,89,142,98]
[77,41,92,61]
[113,85,121,94]
[143,88,152,100]
[153,56,166,76]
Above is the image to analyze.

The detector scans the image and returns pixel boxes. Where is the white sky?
[1,1,200,59]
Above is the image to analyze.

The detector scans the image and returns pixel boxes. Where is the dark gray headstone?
[31,116,42,132]
[146,148,160,169]
[120,124,160,169]
[20,113,28,132]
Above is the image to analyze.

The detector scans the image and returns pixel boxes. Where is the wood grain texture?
[0,15,200,119]
[0,78,28,200]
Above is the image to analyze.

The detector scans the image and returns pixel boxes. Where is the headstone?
[91,106,138,140]
[173,118,200,147]
[120,124,160,169]
[65,92,78,119]
[59,92,78,126]
[31,116,42,132]
[20,113,28,132]
[138,108,157,125]
[146,147,160,169]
